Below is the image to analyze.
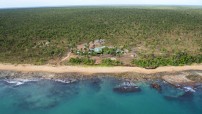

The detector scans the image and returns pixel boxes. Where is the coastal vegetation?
[132,52,202,68]
[67,57,123,66]
[101,58,123,66]
[0,6,201,67]
[68,57,95,65]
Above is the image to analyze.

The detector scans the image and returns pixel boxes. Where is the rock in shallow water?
[150,83,162,91]
[164,91,194,101]
[113,81,141,93]
[162,85,196,101]
[82,78,102,92]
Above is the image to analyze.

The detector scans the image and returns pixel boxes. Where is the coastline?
[0,63,201,74]
[0,63,202,86]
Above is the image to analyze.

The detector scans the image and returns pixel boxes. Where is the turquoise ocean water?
[0,77,202,114]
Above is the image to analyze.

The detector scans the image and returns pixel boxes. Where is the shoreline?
[0,63,202,74]
[0,63,202,86]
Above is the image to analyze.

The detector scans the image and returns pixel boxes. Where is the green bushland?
[68,57,95,65]
[101,58,123,66]
[0,6,201,65]
[132,52,202,68]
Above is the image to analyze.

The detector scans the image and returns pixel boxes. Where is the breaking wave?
[4,79,39,86]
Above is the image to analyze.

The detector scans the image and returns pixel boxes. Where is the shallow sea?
[0,77,202,114]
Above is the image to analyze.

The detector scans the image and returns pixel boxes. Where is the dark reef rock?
[87,78,102,92]
[91,78,102,85]
[180,91,194,98]
[113,81,141,93]
[150,83,162,91]
[164,91,194,101]
[164,86,195,101]
[17,99,59,110]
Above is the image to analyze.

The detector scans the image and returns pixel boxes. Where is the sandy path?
[0,64,201,74]
[60,52,71,62]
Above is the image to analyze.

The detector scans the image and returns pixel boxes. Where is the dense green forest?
[0,6,201,65]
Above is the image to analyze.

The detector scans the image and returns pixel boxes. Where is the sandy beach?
[0,63,201,74]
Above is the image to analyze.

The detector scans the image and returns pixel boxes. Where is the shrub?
[102,47,124,56]
[101,58,123,66]
[68,57,95,65]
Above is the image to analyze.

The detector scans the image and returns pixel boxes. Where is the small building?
[90,46,106,54]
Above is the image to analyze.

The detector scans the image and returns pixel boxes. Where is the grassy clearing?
[0,6,201,65]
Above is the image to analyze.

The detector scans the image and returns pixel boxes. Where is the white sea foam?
[54,79,71,84]
[5,79,38,86]
[183,87,196,93]
[120,81,136,87]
